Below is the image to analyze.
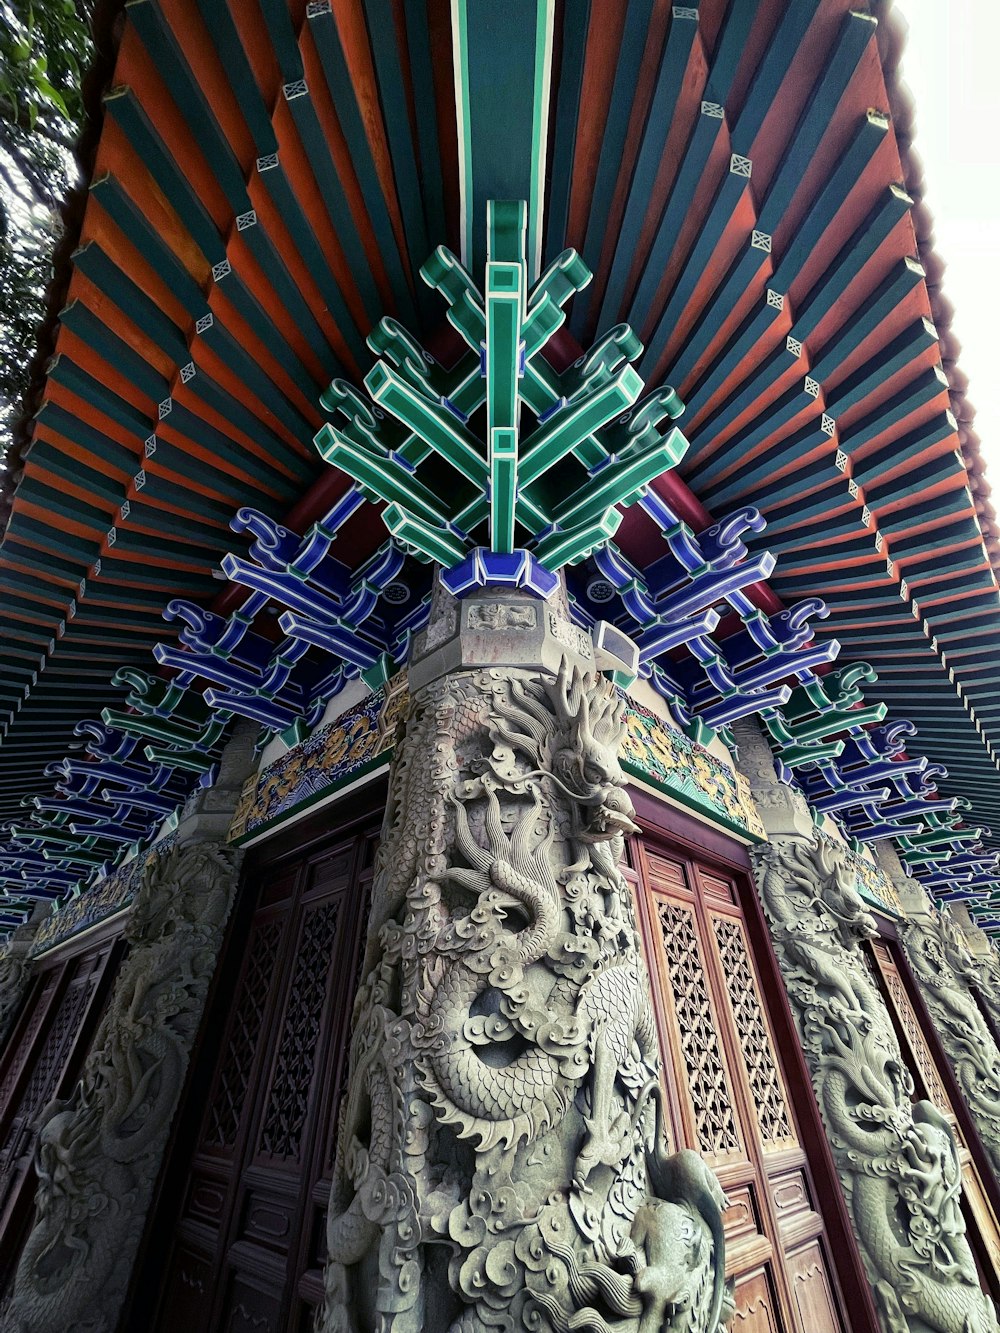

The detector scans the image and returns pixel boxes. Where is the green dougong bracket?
[764,663,888,767]
[314,200,692,577]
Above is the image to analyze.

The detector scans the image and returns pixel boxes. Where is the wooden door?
[154,827,375,1333]
[868,937,1000,1286]
[0,932,123,1294]
[634,837,848,1333]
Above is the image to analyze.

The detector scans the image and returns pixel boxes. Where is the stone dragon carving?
[317,660,732,1333]
[900,907,1000,1180]
[966,940,1000,1049]
[2,840,241,1333]
[751,836,999,1333]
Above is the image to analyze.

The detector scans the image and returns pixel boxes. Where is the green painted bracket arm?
[420,245,486,351]
[552,425,689,529]
[533,509,624,569]
[518,365,643,492]
[319,378,407,454]
[111,666,190,718]
[142,744,219,774]
[902,824,984,851]
[559,323,644,403]
[485,201,526,552]
[383,504,467,565]
[101,706,223,752]
[365,362,488,486]
[368,317,484,422]
[315,424,449,526]
[776,702,889,751]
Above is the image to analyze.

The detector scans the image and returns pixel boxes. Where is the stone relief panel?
[2,840,241,1333]
[317,661,732,1333]
[900,909,1000,1180]
[750,836,999,1333]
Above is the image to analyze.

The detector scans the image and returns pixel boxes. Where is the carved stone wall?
[317,588,731,1333]
[899,907,1000,1182]
[733,718,999,1333]
[0,913,47,1047]
[751,837,998,1333]
[0,727,255,1333]
[950,905,1000,1044]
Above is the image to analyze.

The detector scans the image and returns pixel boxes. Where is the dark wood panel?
[146,809,378,1333]
[634,821,858,1333]
[0,932,124,1297]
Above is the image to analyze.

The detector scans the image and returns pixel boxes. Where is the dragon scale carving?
[970,947,1000,1051]
[750,836,999,1333]
[900,909,1000,1180]
[2,841,241,1333]
[317,661,731,1333]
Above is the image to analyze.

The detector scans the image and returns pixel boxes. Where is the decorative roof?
[2,0,1000,926]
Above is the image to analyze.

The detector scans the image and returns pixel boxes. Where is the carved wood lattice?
[656,900,741,1156]
[0,965,99,1182]
[0,972,59,1113]
[206,918,284,1151]
[712,915,795,1145]
[258,900,341,1161]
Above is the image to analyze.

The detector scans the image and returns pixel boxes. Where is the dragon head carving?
[484,659,640,845]
[781,839,878,946]
[541,661,639,843]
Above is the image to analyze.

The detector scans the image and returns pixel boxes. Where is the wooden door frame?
[628,787,881,1333]
[0,924,126,1290]
[126,778,388,1332]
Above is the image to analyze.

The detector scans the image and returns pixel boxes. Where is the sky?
[895,0,1000,484]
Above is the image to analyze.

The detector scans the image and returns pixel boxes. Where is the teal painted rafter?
[452,1,555,281]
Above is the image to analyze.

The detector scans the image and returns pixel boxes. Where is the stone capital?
[731,716,814,838]
[874,841,935,918]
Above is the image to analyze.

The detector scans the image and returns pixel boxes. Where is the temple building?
[4,1,1000,1330]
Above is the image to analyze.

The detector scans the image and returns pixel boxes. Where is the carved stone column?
[317,584,732,1333]
[0,906,50,1047]
[2,723,257,1333]
[948,903,1000,1039]
[733,716,999,1333]
[878,846,1000,1183]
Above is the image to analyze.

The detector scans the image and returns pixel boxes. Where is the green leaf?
[30,69,68,117]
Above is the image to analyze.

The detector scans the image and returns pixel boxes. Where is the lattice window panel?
[0,972,59,1111]
[657,901,741,1156]
[259,900,341,1160]
[874,949,953,1115]
[0,968,98,1179]
[205,918,284,1150]
[712,916,795,1144]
